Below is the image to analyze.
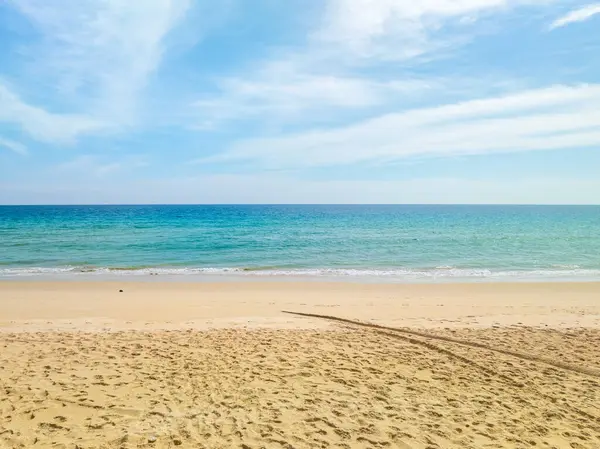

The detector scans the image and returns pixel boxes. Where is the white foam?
[1,265,600,282]
[0,266,244,276]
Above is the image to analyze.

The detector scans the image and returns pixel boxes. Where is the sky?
[0,0,599,204]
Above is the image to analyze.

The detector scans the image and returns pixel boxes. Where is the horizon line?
[1,203,599,207]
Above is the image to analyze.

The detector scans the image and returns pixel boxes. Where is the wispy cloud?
[12,0,191,119]
[314,0,555,60]
[0,137,28,156]
[549,4,600,29]
[1,0,192,145]
[0,82,106,144]
[197,84,600,168]
[194,68,438,128]
[192,0,557,129]
[55,154,148,178]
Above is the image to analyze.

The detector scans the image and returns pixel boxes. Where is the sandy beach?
[1,282,600,448]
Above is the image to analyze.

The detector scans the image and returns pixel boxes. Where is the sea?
[1,205,599,282]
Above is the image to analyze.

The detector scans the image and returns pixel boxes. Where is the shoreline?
[3,272,600,284]
[2,281,600,332]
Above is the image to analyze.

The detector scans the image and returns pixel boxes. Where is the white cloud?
[0,137,28,156]
[197,84,600,168]
[192,0,556,129]
[194,68,437,128]
[55,155,118,177]
[2,0,191,141]
[315,0,554,59]
[0,83,106,144]
[549,4,600,29]
[54,154,147,178]
[0,83,106,143]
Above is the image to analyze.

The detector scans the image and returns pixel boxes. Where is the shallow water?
[2,204,599,282]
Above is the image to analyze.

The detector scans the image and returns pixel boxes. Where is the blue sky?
[0,0,599,204]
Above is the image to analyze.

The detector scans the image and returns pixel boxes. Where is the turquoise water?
[1,205,600,282]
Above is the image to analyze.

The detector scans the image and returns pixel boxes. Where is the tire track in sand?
[283,311,600,426]
[283,311,600,378]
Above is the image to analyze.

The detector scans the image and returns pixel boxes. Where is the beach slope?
[1,282,600,448]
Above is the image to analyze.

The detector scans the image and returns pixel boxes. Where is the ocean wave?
[0,266,244,276]
[1,265,600,281]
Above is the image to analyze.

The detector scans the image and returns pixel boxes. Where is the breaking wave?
[1,265,599,282]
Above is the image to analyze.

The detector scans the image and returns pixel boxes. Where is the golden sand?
[1,282,600,448]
